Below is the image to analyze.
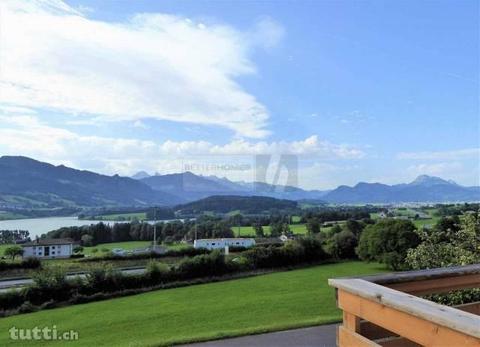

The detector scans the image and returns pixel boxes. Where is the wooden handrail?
[329,264,480,347]
[329,278,480,339]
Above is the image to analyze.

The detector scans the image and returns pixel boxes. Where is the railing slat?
[386,273,480,295]
[338,326,381,347]
[337,289,480,346]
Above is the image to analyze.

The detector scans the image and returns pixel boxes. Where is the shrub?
[244,237,329,269]
[73,246,84,254]
[79,247,210,263]
[18,301,38,314]
[21,257,41,269]
[406,213,480,305]
[297,237,328,263]
[85,266,124,293]
[326,230,358,260]
[31,267,68,291]
[0,257,41,271]
[26,267,72,305]
[357,219,420,270]
[177,251,229,279]
[146,261,170,283]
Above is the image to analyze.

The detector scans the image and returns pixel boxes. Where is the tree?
[81,234,93,247]
[269,222,283,237]
[327,230,358,259]
[406,213,479,269]
[4,246,24,261]
[357,219,420,270]
[405,213,480,305]
[330,224,342,234]
[344,220,363,236]
[254,223,264,237]
[306,218,321,234]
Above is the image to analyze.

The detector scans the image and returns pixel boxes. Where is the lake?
[0,217,161,239]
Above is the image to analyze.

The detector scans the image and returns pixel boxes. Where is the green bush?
[245,237,329,269]
[85,266,124,293]
[406,213,480,306]
[31,267,68,291]
[0,257,41,271]
[326,230,358,260]
[80,247,210,263]
[146,261,170,282]
[177,251,230,279]
[357,219,420,270]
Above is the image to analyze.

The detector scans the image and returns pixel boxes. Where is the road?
[182,324,338,347]
[0,267,146,292]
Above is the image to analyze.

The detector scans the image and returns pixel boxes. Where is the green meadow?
[0,261,385,346]
[90,212,147,221]
[82,241,151,256]
[234,224,309,236]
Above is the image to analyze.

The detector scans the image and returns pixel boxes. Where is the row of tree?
[45,216,236,246]
[0,230,30,244]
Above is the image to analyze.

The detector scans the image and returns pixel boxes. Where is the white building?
[194,238,255,250]
[22,238,75,259]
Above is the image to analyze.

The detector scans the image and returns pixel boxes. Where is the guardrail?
[329,264,480,347]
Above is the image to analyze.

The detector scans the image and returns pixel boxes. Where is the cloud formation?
[397,148,480,160]
[0,112,364,177]
[0,0,283,138]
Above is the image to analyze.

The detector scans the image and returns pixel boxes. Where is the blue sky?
[0,0,478,189]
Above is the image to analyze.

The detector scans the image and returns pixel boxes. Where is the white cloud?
[0,0,283,138]
[133,120,149,129]
[397,148,480,160]
[0,114,364,177]
[248,17,285,50]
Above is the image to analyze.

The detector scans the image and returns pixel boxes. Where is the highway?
[0,266,146,292]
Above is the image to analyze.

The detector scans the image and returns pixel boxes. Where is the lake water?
[0,217,159,239]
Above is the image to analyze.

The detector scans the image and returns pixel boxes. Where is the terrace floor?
[183,324,337,347]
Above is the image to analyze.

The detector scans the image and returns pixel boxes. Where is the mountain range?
[0,156,478,209]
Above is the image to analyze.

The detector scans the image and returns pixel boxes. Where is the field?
[235,224,309,236]
[234,223,336,237]
[0,261,385,346]
[370,208,440,229]
[87,212,147,221]
[82,241,151,256]
[412,216,440,229]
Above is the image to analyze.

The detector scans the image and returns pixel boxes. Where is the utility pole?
[153,207,157,252]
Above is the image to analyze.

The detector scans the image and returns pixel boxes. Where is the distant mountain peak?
[131,171,151,180]
[410,175,452,186]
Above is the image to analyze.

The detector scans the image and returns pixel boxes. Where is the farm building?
[22,238,76,259]
[194,238,255,250]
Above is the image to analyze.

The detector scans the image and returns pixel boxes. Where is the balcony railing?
[329,264,480,347]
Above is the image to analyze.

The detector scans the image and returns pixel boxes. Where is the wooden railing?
[329,264,480,347]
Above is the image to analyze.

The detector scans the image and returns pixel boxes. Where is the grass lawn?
[413,216,440,229]
[83,241,151,256]
[235,224,308,237]
[0,261,386,346]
